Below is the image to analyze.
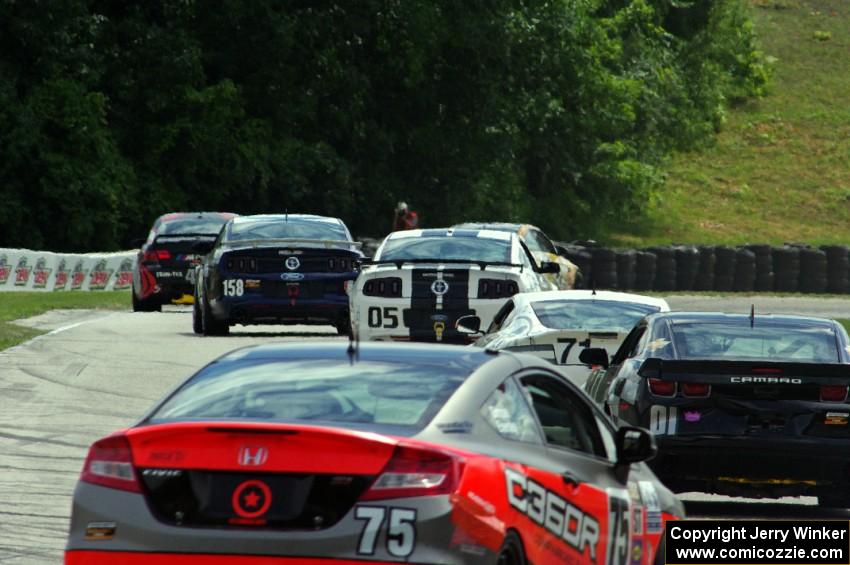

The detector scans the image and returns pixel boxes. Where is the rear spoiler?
[638,358,850,385]
[222,238,362,249]
[154,233,219,242]
[363,258,523,270]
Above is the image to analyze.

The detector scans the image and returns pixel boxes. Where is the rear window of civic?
[149,360,468,429]
[158,218,228,236]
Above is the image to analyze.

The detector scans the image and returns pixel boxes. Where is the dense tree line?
[0,0,769,251]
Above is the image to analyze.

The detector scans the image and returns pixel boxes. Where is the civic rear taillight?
[648,378,676,397]
[80,434,141,493]
[142,249,171,263]
[820,385,848,402]
[681,382,711,397]
[360,445,464,501]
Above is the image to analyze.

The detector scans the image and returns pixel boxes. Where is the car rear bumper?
[212,297,350,325]
[653,436,850,495]
[66,552,405,564]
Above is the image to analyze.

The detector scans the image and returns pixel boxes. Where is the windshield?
[531,300,660,332]
[666,322,840,362]
[229,219,348,242]
[149,359,468,429]
[379,236,511,263]
[158,218,228,236]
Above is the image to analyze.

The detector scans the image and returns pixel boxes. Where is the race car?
[582,311,850,505]
[194,214,362,336]
[132,212,236,311]
[454,222,580,289]
[65,341,683,565]
[350,228,560,342]
[473,290,669,386]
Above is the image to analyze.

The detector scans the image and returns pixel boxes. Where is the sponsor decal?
[89,259,113,290]
[633,506,644,536]
[238,446,269,467]
[434,320,446,341]
[33,257,52,289]
[825,412,849,426]
[71,259,88,290]
[505,467,600,562]
[436,420,474,434]
[730,376,803,384]
[285,256,300,270]
[113,258,133,290]
[54,259,70,290]
[646,339,670,352]
[280,272,304,281]
[84,522,116,541]
[0,254,10,284]
[245,279,261,289]
[638,482,663,534]
[14,257,31,286]
[231,479,272,519]
[683,410,701,423]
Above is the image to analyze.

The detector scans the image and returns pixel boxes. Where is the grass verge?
[0,291,129,351]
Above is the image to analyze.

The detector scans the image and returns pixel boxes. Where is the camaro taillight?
[820,385,848,402]
[648,378,676,397]
[681,382,711,397]
[363,277,402,298]
[80,434,141,493]
[477,279,519,299]
[360,445,464,501]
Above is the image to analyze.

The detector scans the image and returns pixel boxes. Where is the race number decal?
[354,506,416,558]
[558,337,591,364]
[649,405,678,435]
[223,279,244,297]
[367,306,399,329]
[607,490,631,565]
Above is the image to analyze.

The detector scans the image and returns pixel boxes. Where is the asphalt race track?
[2,295,850,563]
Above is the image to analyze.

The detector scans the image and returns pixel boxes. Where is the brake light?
[648,378,676,397]
[820,385,848,402]
[360,445,464,501]
[80,434,140,493]
[363,277,402,297]
[681,382,711,397]
[477,279,519,299]
[142,249,171,263]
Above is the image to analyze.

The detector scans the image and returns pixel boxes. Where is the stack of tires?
[823,245,850,294]
[693,246,716,291]
[633,251,657,291]
[713,246,737,291]
[745,244,774,291]
[590,247,618,289]
[674,246,700,291]
[649,247,677,291]
[732,248,756,292]
[798,246,828,293]
[772,245,801,292]
[616,250,637,290]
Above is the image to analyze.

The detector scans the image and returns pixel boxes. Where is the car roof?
[215,341,498,370]
[157,212,237,222]
[386,228,514,242]
[513,290,670,310]
[647,311,839,328]
[232,214,343,225]
[453,222,528,233]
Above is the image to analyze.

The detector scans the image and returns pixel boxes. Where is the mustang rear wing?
[363,258,523,270]
[222,238,362,249]
[638,358,850,385]
[154,232,219,242]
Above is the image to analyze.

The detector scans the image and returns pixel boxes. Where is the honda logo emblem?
[238,446,269,467]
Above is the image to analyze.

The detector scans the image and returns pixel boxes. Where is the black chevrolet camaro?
[582,311,850,506]
[193,214,362,336]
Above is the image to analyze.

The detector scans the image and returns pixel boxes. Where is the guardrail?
[0,248,137,291]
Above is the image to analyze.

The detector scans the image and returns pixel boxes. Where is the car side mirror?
[539,261,560,274]
[615,426,657,465]
[455,315,482,335]
[579,347,609,369]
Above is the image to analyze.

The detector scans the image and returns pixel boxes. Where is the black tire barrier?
[648,247,676,291]
[822,245,850,294]
[591,247,618,289]
[693,246,716,291]
[732,248,756,292]
[744,244,774,291]
[772,245,801,292]
[799,247,828,293]
[713,246,737,291]
[674,245,700,291]
[616,250,637,290]
[634,251,657,291]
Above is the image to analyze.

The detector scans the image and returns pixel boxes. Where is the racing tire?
[817,494,850,509]
[497,531,528,565]
[201,297,230,336]
[132,290,161,313]
[192,289,203,335]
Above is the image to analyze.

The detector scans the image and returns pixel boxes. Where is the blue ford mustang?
[193,214,362,336]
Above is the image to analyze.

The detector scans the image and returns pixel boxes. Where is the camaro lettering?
[729,376,803,384]
[505,468,599,562]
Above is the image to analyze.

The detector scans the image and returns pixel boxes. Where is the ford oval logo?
[281,272,304,281]
[431,280,449,296]
[285,256,300,270]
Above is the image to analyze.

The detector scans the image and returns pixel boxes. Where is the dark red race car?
[66,342,683,564]
[132,212,237,312]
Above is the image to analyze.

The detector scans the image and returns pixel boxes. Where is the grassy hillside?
[611,0,850,246]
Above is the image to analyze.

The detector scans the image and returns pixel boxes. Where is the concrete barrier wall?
[0,248,136,291]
